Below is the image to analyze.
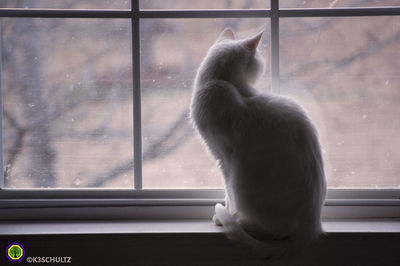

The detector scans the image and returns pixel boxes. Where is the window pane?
[140,0,269,9]
[0,0,130,9]
[280,17,400,188]
[141,19,270,188]
[281,0,400,8]
[2,18,133,188]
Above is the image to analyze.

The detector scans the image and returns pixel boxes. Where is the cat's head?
[200,28,265,86]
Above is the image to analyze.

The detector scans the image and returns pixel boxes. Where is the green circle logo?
[6,243,25,262]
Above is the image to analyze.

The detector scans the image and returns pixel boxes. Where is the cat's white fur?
[190,28,327,259]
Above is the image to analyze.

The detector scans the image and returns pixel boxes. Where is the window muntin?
[281,0,400,8]
[2,18,133,188]
[0,0,131,9]
[140,0,269,9]
[280,16,400,188]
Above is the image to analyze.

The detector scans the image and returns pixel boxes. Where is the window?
[0,0,399,219]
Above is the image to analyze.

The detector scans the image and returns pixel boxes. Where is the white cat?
[190,28,326,259]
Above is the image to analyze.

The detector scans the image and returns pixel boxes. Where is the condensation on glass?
[280,16,400,188]
[140,0,270,9]
[140,18,271,188]
[2,18,133,188]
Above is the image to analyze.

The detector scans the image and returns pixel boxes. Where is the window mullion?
[270,0,280,92]
[132,0,142,189]
[0,21,3,189]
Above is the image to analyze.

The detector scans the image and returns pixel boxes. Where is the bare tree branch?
[85,109,192,187]
[304,29,400,90]
[282,27,400,85]
[3,110,27,181]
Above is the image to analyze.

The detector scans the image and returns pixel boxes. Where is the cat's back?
[233,93,325,222]
[232,93,324,191]
[241,93,319,146]
[245,93,310,125]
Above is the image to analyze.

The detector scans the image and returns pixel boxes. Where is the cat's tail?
[214,203,310,259]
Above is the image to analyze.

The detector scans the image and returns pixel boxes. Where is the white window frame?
[0,1,399,220]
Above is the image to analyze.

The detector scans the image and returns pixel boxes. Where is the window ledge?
[1,219,399,266]
[1,219,399,235]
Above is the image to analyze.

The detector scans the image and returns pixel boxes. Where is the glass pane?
[141,19,270,188]
[281,0,400,8]
[0,0,130,9]
[140,0,269,9]
[280,17,400,188]
[2,18,133,188]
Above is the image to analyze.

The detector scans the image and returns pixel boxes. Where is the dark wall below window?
[0,232,399,265]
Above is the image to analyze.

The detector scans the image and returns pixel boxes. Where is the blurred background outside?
[1,0,399,189]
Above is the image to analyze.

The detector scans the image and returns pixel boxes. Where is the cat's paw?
[213,214,223,226]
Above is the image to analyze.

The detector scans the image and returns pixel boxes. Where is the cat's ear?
[245,31,263,52]
[216,28,236,43]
